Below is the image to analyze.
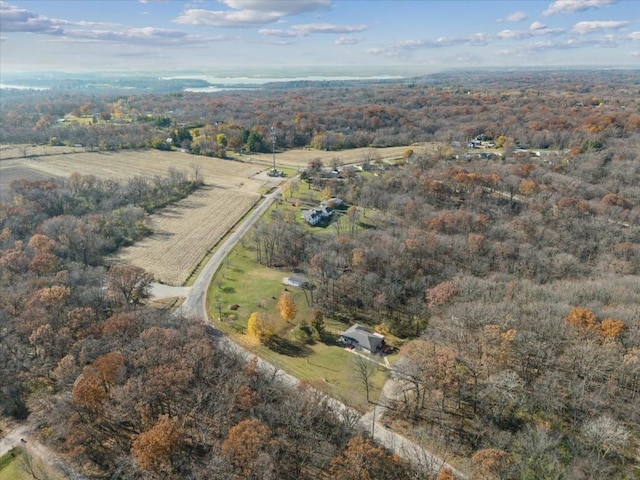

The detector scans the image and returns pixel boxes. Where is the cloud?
[503,11,528,22]
[543,0,616,16]
[0,1,222,47]
[497,29,531,40]
[630,51,640,56]
[335,35,358,45]
[0,1,63,34]
[62,26,221,46]
[522,40,559,52]
[368,33,489,58]
[259,23,367,38]
[628,31,640,40]
[175,0,332,28]
[530,21,546,31]
[497,22,564,40]
[566,35,619,47]
[572,20,628,34]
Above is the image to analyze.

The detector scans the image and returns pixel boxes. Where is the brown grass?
[112,186,259,285]
[235,143,437,168]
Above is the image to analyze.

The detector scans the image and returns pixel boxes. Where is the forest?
[1,69,639,479]
[0,174,418,479]
[2,70,639,155]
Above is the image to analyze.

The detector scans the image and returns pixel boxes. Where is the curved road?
[153,178,465,478]
[177,186,282,320]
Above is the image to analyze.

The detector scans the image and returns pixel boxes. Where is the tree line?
[2,70,638,155]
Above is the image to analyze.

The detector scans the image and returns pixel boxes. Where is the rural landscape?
[1,65,639,479]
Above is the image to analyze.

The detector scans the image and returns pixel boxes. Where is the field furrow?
[112,187,259,285]
[2,148,278,283]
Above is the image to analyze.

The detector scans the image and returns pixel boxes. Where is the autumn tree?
[597,318,626,341]
[471,448,513,480]
[437,467,456,480]
[311,308,325,336]
[426,280,458,308]
[329,436,411,480]
[107,265,154,308]
[93,352,126,390]
[565,306,596,333]
[72,367,109,413]
[247,311,272,343]
[222,418,273,478]
[132,415,182,473]
[277,291,298,323]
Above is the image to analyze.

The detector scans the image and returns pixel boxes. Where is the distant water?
[165,74,407,93]
[0,83,49,90]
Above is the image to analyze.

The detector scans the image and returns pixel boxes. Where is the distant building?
[301,198,342,226]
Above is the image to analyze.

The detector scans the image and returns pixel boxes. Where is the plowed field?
[113,186,259,285]
[1,148,274,284]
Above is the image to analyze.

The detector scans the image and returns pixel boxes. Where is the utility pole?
[270,125,277,174]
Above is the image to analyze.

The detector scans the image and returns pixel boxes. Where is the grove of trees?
[0,171,421,479]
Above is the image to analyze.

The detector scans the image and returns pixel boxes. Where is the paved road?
[0,424,28,458]
[177,186,282,320]
[170,181,467,478]
[0,423,88,480]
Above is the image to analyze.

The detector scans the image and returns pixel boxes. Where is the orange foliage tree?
[472,448,513,480]
[437,467,456,480]
[597,318,626,341]
[222,418,272,477]
[565,307,597,332]
[426,280,458,308]
[329,436,411,480]
[72,367,109,413]
[131,415,182,472]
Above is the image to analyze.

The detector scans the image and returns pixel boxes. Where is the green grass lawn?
[0,448,29,480]
[0,447,66,480]
[205,200,395,411]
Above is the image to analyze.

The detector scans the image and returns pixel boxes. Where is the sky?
[1,0,639,73]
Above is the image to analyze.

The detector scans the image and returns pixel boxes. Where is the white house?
[301,206,333,226]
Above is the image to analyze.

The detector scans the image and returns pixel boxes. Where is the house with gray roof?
[340,324,385,353]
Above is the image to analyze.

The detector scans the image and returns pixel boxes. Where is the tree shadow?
[319,331,342,347]
[357,221,376,230]
[266,336,311,357]
[220,286,235,294]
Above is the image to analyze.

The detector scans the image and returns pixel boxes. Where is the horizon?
[1,0,638,73]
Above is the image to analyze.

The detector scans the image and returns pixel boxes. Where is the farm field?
[0,148,277,284]
[0,165,54,199]
[113,186,259,285]
[0,148,268,193]
[236,143,434,168]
